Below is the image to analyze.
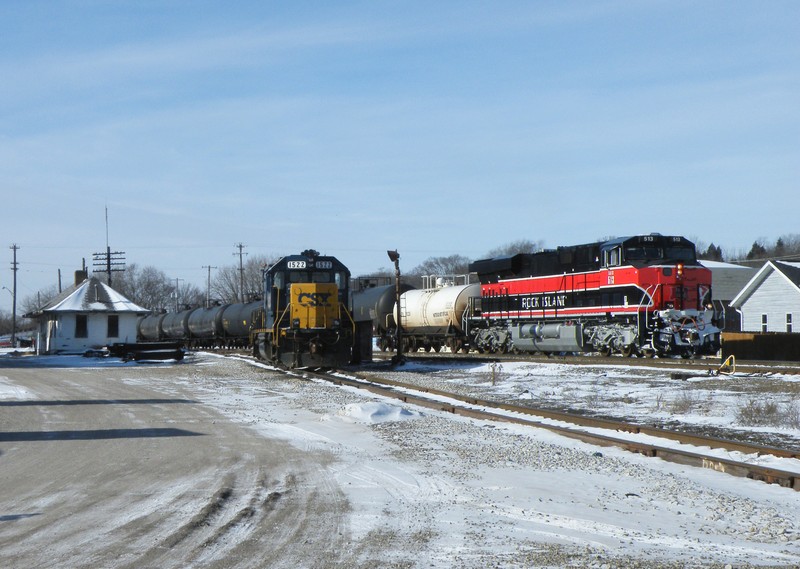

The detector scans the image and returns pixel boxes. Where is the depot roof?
[25,277,150,317]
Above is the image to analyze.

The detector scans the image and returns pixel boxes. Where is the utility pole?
[234,243,247,303]
[174,278,184,312]
[202,265,217,308]
[9,244,19,347]
[92,208,125,286]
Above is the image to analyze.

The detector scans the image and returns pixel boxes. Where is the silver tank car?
[161,308,198,340]
[221,301,263,339]
[187,305,228,346]
[137,313,166,342]
[352,283,415,329]
[397,282,480,352]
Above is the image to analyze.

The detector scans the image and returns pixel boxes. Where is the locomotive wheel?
[621,344,635,358]
[598,345,611,357]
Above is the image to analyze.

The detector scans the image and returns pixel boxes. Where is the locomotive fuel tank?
[400,283,480,335]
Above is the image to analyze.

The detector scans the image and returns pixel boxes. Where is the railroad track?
[373,350,800,376]
[293,365,800,492]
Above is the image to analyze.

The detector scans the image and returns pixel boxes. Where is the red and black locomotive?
[467,234,720,357]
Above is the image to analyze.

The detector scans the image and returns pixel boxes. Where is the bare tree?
[482,239,544,258]
[20,284,60,315]
[211,254,278,304]
[0,310,12,335]
[410,255,472,277]
[113,263,175,312]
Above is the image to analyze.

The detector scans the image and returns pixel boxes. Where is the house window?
[75,314,88,338]
[108,315,119,338]
[788,314,793,334]
[761,314,768,333]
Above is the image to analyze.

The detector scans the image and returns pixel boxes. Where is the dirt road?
[0,359,350,569]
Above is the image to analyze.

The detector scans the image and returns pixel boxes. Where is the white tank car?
[397,282,480,352]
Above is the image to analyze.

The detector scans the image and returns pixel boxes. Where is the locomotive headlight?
[676,262,684,279]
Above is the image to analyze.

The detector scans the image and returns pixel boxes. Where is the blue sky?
[1,1,798,312]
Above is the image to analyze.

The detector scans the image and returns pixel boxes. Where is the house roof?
[28,277,150,316]
[729,261,800,308]
[698,260,754,269]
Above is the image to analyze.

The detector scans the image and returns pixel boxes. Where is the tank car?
[220,301,262,347]
[137,312,167,342]
[251,249,355,368]
[399,279,480,353]
[351,282,415,352]
[352,276,479,354]
[187,305,227,348]
[468,234,721,357]
[161,308,198,340]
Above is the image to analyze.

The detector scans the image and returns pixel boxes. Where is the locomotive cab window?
[664,246,696,263]
[605,248,621,267]
[624,246,662,262]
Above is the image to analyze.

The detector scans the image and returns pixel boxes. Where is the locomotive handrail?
[273,304,292,346]
[640,284,659,328]
[340,302,356,333]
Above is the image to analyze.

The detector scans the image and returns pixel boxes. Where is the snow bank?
[332,402,422,424]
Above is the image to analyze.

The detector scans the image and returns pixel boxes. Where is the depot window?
[75,314,88,338]
[107,315,119,338]
[761,314,768,333]
[787,314,793,333]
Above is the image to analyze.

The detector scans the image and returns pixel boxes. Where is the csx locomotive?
[353,234,721,358]
[138,249,355,368]
[252,249,354,368]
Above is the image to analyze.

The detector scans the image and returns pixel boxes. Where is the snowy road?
[2,352,800,568]
[0,358,351,569]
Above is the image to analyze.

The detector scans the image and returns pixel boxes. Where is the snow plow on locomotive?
[468,234,721,357]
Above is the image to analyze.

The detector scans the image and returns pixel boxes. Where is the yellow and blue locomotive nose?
[290,283,339,329]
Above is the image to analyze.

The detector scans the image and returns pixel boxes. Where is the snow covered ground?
[2,349,800,567]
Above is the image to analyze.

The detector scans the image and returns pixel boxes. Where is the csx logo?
[298,292,332,307]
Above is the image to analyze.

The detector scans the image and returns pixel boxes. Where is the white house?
[26,274,150,354]
[699,260,757,331]
[729,261,800,333]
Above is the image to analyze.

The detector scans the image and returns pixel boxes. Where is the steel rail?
[299,367,800,491]
[381,352,800,376]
